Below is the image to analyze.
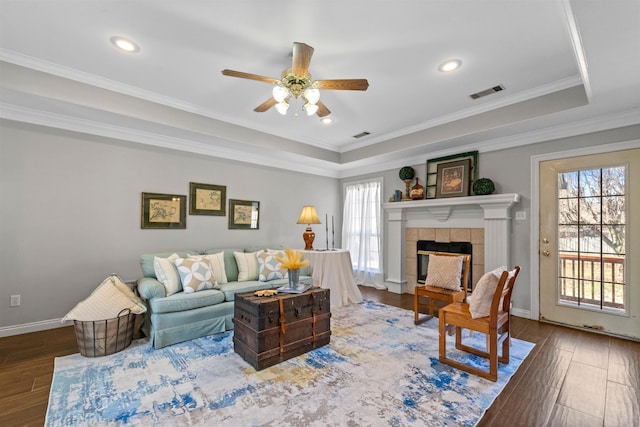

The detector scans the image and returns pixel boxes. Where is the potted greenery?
[399,166,415,201]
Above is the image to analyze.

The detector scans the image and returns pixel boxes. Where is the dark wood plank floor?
[1,286,638,426]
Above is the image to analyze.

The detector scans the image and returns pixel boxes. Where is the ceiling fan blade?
[315,101,331,117]
[221,69,279,84]
[291,42,314,76]
[254,98,277,112]
[315,79,369,91]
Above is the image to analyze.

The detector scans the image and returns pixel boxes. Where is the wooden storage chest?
[233,287,331,370]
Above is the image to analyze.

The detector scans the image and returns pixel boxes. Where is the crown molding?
[0,102,342,178]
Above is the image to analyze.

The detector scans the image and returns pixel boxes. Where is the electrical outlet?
[515,211,526,220]
[10,295,21,307]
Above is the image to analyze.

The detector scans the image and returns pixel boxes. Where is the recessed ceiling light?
[321,117,333,125]
[438,59,462,72]
[110,36,140,53]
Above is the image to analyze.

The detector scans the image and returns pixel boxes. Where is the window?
[557,166,626,313]
[342,178,384,287]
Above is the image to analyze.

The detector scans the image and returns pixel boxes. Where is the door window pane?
[557,166,626,313]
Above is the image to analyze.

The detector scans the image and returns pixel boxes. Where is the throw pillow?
[62,275,146,322]
[469,271,501,319]
[425,254,463,290]
[153,253,181,296]
[174,257,215,293]
[188,252,227,285]
[256,250,288,281]
[234,251,259,281]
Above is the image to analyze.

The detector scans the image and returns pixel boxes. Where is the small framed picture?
[435,159,471,198]
[141,192,187,229]
[228,199,260,229]
[189,182,226,216]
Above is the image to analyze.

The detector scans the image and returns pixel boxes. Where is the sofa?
[137,247,312,349]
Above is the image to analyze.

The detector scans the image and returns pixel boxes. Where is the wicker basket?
[73,308,136,357]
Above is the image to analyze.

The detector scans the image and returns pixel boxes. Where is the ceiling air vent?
[469,84,504,100]
[353,131,371,139]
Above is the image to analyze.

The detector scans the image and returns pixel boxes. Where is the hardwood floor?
[1,287,638,426]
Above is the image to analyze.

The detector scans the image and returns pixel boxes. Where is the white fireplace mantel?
[382,193,520,293]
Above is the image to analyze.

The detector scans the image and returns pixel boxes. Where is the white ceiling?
[1,0,639,177]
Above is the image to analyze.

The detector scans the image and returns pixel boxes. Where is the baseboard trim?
[0,318,68,338]
[511,307,533,320]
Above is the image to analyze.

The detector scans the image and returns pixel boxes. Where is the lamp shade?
[296,205,321,225]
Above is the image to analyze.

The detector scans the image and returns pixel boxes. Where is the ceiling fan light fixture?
[438,59,462,72]
[275,100,289,115]
[303,87,320,104]
[272,85,289,103]
[304,102,318,116]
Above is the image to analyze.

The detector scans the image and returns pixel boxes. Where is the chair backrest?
[429,252,471,296]
[489,266,521,324]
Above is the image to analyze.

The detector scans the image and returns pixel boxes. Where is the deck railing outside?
[558,252,625,311]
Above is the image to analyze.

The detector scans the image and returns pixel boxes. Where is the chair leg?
[438,311,447,359]
[488,330,498,382]
[414,292,419,324]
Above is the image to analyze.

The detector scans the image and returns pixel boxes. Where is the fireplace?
[383,193,519,294]
[417,240,473,291]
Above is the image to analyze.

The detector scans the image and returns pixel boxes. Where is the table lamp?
[297,205,321,250]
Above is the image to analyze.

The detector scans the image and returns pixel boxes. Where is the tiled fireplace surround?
[382,193,520,294]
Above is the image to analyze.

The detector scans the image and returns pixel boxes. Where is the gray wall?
[0,120,341,330]
[341,124,640,315]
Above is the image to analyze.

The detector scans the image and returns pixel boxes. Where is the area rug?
[46,300,534,426]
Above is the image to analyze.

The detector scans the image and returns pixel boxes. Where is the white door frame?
[529,139,640,321]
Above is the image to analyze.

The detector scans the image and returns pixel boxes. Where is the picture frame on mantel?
[141,192,187,229]
[189,182,226,216]
[426,151,478,199]
[435,159,472,198]
[228,199,260,229]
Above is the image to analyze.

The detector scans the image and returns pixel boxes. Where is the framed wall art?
[141,192,187,229]
[425,151,478,198]
[228,199,260,229]
[435,159,471,198]
[189,182,226,216]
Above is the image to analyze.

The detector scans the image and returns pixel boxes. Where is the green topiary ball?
[472,178,495,195]
[399,166,415,180]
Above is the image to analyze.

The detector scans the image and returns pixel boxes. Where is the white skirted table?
[302,249,363,308]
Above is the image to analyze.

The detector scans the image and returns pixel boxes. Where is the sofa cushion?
[154,253,181,296]
[257,250,287,281]
[148,289,226,314]
[234,251,259,281]
[174,257,215,293]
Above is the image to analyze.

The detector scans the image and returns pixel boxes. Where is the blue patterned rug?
[46,300,534,426]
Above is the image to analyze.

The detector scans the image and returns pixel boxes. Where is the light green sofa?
[137,247,312,349]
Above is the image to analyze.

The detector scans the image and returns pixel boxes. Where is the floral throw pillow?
[174,257,215,293]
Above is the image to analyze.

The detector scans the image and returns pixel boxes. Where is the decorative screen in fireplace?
[417,240,473,291]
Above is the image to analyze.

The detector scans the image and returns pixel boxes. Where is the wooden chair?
[414,253,471,325]
[438,266,520,382]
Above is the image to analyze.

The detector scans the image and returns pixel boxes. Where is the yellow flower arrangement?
[275,248,310,270]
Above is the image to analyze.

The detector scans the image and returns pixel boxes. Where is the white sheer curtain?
[342,178,385,289]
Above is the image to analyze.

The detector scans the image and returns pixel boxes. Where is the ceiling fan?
[221,42,369,118]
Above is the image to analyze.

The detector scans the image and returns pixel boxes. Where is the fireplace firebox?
[417,240,473,291]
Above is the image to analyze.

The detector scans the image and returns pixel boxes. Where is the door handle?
[542,250,550,257]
